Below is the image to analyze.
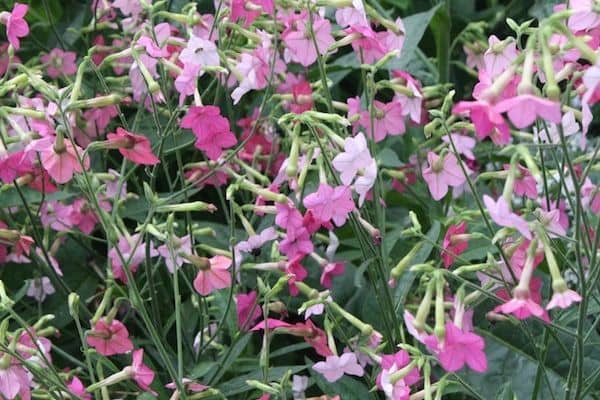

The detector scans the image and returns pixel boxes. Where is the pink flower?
[289,80,313,114]
[422,152,467,200]
[180,106,237,160]
[193,255,232,296]
[236,291,262,330]
[510,164,538,199]
[137,22,172,58]
[67,376,91,400]
[495,287,547,320]
[536,209,567,238]
[332,132,373,185]
[362,100,405,142]
[230,0,274,26]
[251,318,333,357]
[129,349,155,392]
[345,25,388,64]
[441,222,469,268]
[106,128,160,165]
[279,227,314,259]
[303,184,355,227]
[165,378,208,394]
[0,3,29,50]
[452,100,511,145]
[483,195,531,239]
[157,235,193,273]
[495,95,562,129]
[353,159,378,206]
[0,360,31,400]
[179,35,219,68]
[377,350,420,400]
[108,233,158,283]
[26,136,90,184]
[423,322,487,373]
[283,14,334,67]
[86,318,134,356]
[483,35,517,76]
[568,0,600,31]
[312,352,364,382]
[231,45,286,103]
[26,277,55,302]
[320,261,345,288]
[441,134,476,160]
[40,48,77,78]
[547,287,582,310]
[234,227,278,264]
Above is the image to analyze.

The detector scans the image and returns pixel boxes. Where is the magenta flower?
[106,128,160,165]
[483,195,531,239]
[86,318,134,356]
[376,350,420,400]
[40,48,77,79]
[129,349,155,392]
[441,222,469,268]
[67,376,91,400]
[423,322,487,373]
[452,100,511,145]
[283,14,334,67]
[180,106,237,160]
[495,94,562,129]
[251,318,333,357]
[422,152,466,201]
[332,132,373,183]
[279,227,314,259]
[303,184,355,227]
[312,352,364,383]
[193,255,232,296]
[236,291,262,330]
[320,261,345,288]
[0,3,29,50]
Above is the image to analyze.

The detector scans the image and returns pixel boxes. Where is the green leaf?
[376,148,402,168]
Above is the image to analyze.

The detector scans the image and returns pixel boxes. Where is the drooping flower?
[193,255,232,296]
[0,3,29,50]
[422,152,467,201]
[180,106,237,160]
[129,349,155,392]
[483,35,518,76]
[423,322,487,373]
[230,0,274,26]
[86,318,134,356]
[510,164,538,199]
[251,318,333,357]
[303,184,355,227]
[137,22,172,59]
[452,100,511,145]
[0,359,31,400]
[67,376,91,400]
[320,261,345,288]
[106,128,160,165]
[312,352,364,383]
[236,291,262,330]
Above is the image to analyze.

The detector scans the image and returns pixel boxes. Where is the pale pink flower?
[231,44,286,103]
[547,287,582,310]
[86,318,134,356]
[422,152,466,200]
[332,132,374,185]
[234,227,278,264]
[0,361,31,400]
[483,195,531,239]
[26,277,55,302]
[312,352,364,383]
[423,322,487,373]
[536,209,567,238]
[193,255,232,296]
[303,184,355,227]
[483,35,518,76]
[41,48,77,78]
[108,233,158,283]
[335,0,367,27]
[175,63,201,105]
[179,35,219,68]
[568,0,600,31]
[354,159,377,206]
[137,22,172,58]
[377,350,420,400]
[0,3,29,50]
[283,14,334,67]
[441,133,476,160]
[157,235,193,273]
[510,164,538,199]
[495,94,562,129]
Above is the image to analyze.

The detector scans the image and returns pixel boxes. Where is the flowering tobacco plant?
[0,0,599,399]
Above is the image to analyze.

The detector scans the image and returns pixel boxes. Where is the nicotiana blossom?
[180,105,237,160]
[193,255,232,296]
[0,3,29,50]
[422,151,467,200]
[283,14,334,67]
[106,128,160,165]
[157,234,193,273]
[483,195,531,239]
[86,318,134,356]
[423,322,487,373]
[108,233,158,283]
[41,48,77,78]
[303,183,355,227]
[26,277,55,302]
[441,222,469,268]
[312,352,364,383]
